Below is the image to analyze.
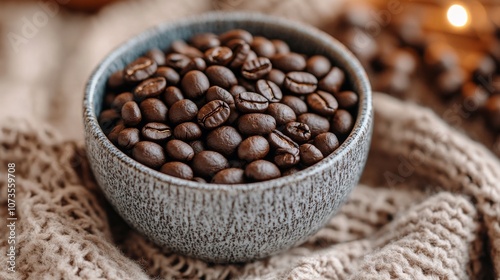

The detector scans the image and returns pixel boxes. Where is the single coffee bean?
[206,86,235,106]
[145,48,166,66]
[235,92,269,113]
[100,109,121,134]
[190,33,220,51]
[205,65,237,89]
[207,126,242,156]
[168,99,198,125]
[284,72,318,94]
[166,139,195,162]
[140,98,168,123]
[197,100,231,129]
[205,46,233,65]
[132,141,166,169]
[238,135,270,162]
[266,69,286,87]
[189,140,205,154]
[251,36,276,58]
[107,70,124,88]
[282,167,299,176]
[241,57,272,80]
[170,40,203,58]
[108,122,125,143]
[271,39,290,54]
[134,77,167,100]
[306,55,331,78]
[281,95,308,116]
[155,67,180,85]
[192,57,207,72]
[163,86,184,107]
[124,57,157,82]
[256,79,282,102]
[227,39,251,68]
[299,144,324,166]
[219,29,253,44]
[181,70,210,99]
[271,53,306,72]
[212,168,245,184]
[334,91,358,109]
[307,91,338,116]
[297,113,330,137]
[121,101,142,126]
[319,67,345,94]
[230,85,247,96]
[245,160,281,182]
[173,122,202,141]
[193,177,206,183]
[268,130,299,152]
[314,132,340,156]
[274,148,300,168]
[331,110,354,135]
[160,162,194,180]
[486,95,500,130]
[238,113,276,135]
[165,53,193,73]
[284,122,311,143]
[141,122,172,142]
[192,150,229,177]
[111,92,134,111]
[245,50,258,62]
[267,103,296,126]
[117,128,140,149]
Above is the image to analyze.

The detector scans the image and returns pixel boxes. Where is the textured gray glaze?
[83,12,373,263]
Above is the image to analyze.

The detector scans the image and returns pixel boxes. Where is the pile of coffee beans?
[99,29,358,183]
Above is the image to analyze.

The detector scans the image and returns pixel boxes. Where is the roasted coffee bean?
[268,130,299,152]
[284,122,311,143]
[108,122,125,144]
[319,67,345,94]
[486,95,500,130]
[271,53,306,72]
[238,113,276,135]
[238,77,256,92]
[271,39,290,54]
[375,70,410,95]
[134,77,167,100]
[281,95,308,115]
[245,50,258,62]
[145,48,166,66]
[117,128,140,149]
[235,92,269,113]
[205,46,233,65]
[266,69,286,87]
[160,162,193,180]
[205,66,237,89]
[251,36,276,57]
[171,40,203,58]
[189,140,205,154]
[227,108,240,125]
[274,148,300,168]
[245,160,281,182]
[165,53,193,72]
[107,70,124,88]
[241,57,272,80]
[197,100,231,129]
[299,144,324,166]
[190,33,220,51]
[219,29,253,44]
[132,141,166,169]
[206,86,235,106]
[238,135,270,162]
[331,110,354,135]
[142,122,172,141]
[306,55,331,78]
[163,86,184,107]
[307,91,338,116]
[207,126,242,156]
[212,168,245,184]
[227,39,251,68]
[314,132,339,156]
[230,85,247,96]
[284,72,318,94]
[181,70,210,99]
[166,139,195,162]
[124,57,157,82]
[104,93,115,108]
[192,150,229,177]
[121,101,142,126]
[155,67,180,85]
[168,99,198,125]
[111,92,134,111]
[297,113,330,137]
[140,98,168,123]
[256,79,282,102]
[282,168,299,176]
[193,57,207,72]
[334,91,358,109]
[267,103,296,126]
[174,122,202,141]
[380,49,417,74]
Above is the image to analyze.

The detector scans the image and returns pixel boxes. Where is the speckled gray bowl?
[83,12,372,263]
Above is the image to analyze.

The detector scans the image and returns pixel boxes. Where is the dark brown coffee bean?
[334,91,358,109]
[284,122,311,143]
[155,67,179,85]
[314,132,339,156]
[299,144,324,166]
[181,70,210,99]
[108,122,125,144]
[192,57,207,72]
[140,98,168,123]
[166,139,195,162]
[267,103,296,126]
[163,86,184,107]
[282,167,299,176]
[266,69,286,87]
[212,168,245,184]
[134,77,167,100]
[241,57,272,80]
[306,55,331,78]
[331,110,354,135]
[271,53,306,72]
[108,70,124,88]
[173,122,202,141]
[227,39,251,68]
[165,53,193,73]
[205,66,237,89]
[235,92,269,113]
[281,95,308,116]
[238,113,276,135]
[117,128,140,149]
[245,50,258,63]
[245,160,280,182]
[256,79,282,102]
[121,101,142,126]
[207,126,242,156]
[268,130,299,152]
[198,100,231,129]
[189,140,205,154]
[486,95,500,130]
[124,57,157,82]
[319,67,345,94]
[297,113,330,137]
[284,72,318,94]
[168,99,198,125]
[145,48,166,66]
[274,148,300,168]
[141,122,172,142]
[190,33,220,51]
[192,150,229,177]
[271,39,290,54]
[132,141,166,169]
[206,86,235,106]
[100,109,121,132]
[219,29,253,44]
[104,93,116,108]
[111,92,134,111]
[251,36,276,58]
[171,40,203,58]
[238,135,270,162]
[230,85,247,96]
[205,46,233,65]
[160,162,193,180]
[307,91,338,116]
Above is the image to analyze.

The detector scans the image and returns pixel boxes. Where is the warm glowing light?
[447,4,469,27]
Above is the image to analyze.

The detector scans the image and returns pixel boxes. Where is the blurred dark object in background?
[10,0,120,12]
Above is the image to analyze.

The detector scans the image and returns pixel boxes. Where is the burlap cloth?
[1,0,499,279]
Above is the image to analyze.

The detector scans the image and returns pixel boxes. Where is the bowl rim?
[83,11,372,192]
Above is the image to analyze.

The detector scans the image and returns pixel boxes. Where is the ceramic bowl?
[83,12,373,263]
